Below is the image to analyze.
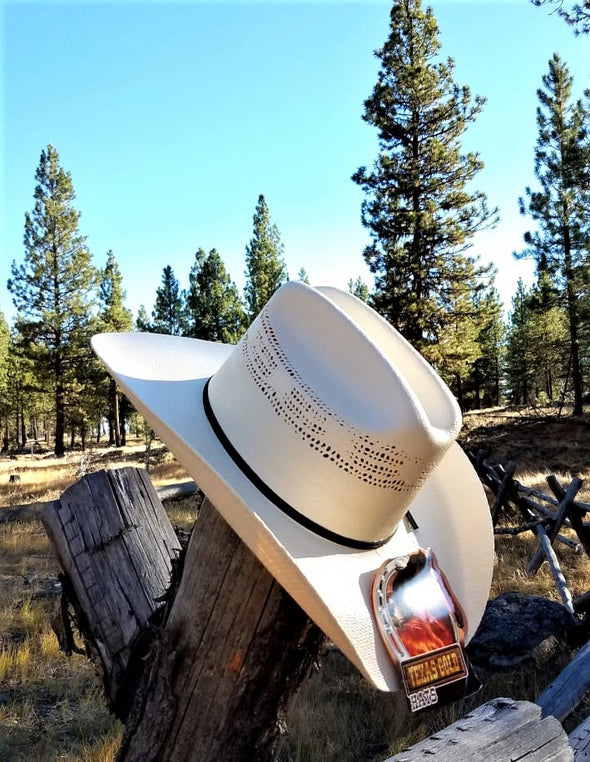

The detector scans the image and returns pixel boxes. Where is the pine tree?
[136,305,152,332]
[151,265,185,336]
[99,250,133,446]
[470,286,505,409]
[100,251,133,334]
[426,258,485,409]
[352,0,498,353]
[297,267,310,284]
[531,1,590,35]
[348,276,371,303]
[505,280,535,405]
[185,248,245,343]
[244,195,288,323]
[7,145,98,456]
[516,54,590,415]
[527,271,569,403]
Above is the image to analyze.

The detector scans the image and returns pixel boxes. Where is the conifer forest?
[1,0,589,457]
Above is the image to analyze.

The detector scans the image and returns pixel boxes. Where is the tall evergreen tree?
[244,195,288,323]
[470,286,505,409]
[516,54,590,415]
[185,248,245,343]
[99,250,133,446]
[352,0,498,353]
[100,250,133,334]
[152,265,185,336]
[7,145,98,456]
[528,271,570,403]
[427,258,485,409]
[505,280,536,405]
[348,276,371,303]
[136,305,152,332]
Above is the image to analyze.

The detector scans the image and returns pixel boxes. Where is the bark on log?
[385,698,572,761]
[117,495,325,762]
[42,467,325,761]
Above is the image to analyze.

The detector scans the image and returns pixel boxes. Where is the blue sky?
[1,0,588,324]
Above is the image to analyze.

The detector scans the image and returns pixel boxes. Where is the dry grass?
[1,412,590,760]
[0,440,191,509]
[0,519,122,762]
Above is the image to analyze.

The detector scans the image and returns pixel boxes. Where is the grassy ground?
[1,410,590,761]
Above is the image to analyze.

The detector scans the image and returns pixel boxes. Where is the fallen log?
[533,524,576,617]
[385,698,572,761]
[0,477,197,524]
[537,640,590,723]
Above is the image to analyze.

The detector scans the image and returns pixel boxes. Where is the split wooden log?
[527,477,583,575]
[385,698,572,761]
[537,640,590,723]
[491,460,516,525]
[534,524,576,617]
[546,474,590,556]
[42,467,324,761]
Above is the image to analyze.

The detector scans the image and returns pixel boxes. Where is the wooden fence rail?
[468,450,590,623]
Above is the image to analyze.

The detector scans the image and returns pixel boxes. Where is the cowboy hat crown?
[206,282,462,546]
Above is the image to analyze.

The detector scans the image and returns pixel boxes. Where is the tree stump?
[43,467,325,761]
[42,468,183,715]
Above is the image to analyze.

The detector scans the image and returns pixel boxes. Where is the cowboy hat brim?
[91,330,494,692]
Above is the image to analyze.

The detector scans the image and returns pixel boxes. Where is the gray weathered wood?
[42,468,182,716]
[43,467,324,761]
[546,474,590,556]
[537,641,590,722]
[491,460,516,525]
[534,524,576,616]
[569,713,590,760]
[527,477,583,574]
[385,698,572,761]
[117,495,325,762]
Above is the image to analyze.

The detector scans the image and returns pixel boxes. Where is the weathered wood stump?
[43,467,183,715]
[42,467,325,761]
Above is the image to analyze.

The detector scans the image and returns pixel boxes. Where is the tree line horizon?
[1,0,588,457]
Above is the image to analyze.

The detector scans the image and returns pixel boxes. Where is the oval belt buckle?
[372,547,480,713]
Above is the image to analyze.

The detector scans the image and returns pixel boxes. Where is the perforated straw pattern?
[243,309,426,492]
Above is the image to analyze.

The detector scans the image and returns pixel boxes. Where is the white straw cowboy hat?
[92,281,493,692]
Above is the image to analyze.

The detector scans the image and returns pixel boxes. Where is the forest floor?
[1,407,590,760]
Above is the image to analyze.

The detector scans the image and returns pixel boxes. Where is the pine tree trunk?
[20,411,26,448]
[564,229,583,416]
[55,385,65,456]
[111,378,122,448]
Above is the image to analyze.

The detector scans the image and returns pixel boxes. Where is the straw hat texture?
[92,281,493,692]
